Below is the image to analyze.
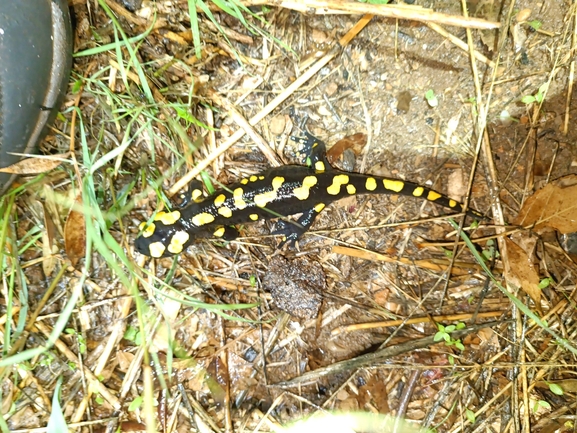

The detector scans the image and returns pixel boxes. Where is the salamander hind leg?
[212,225,239,241]
[274,204,326,248]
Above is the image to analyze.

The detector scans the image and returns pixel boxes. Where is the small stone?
[269,115,286,135]
[516,8,532,23]
[325,82,338,96]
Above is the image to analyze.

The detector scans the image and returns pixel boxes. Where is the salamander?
[135,133,483,258]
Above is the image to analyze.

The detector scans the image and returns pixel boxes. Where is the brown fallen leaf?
[504,237,541,309]
[64,197,86,267]
[513,174,577,233]
[326,133,367,165]
[535,379,577,393]
[0,152,70,174]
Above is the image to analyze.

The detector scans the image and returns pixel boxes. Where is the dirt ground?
[4,0,577,432]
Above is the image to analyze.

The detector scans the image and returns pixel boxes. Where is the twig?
[168,47,339,196]
[241,0,500,29]
[272,321,503,387]
[331,311,506,336]
[427,22,496,68]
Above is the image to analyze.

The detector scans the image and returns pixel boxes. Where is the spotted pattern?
[327,174,350,195]
[254,176,284,207]
[412,186,424,197]
[293,176,318,201]
[234,187,248,210]
[136,141,483,258]
[383,179,404,193]
[155,210,181,225]
[191,189,203,202]
[149,241,167,258]
[365,177,377,191]
[214,194,226,207]
[192,212,215,226]
[139,221,155,238]
[218,206,233,218]
[168,230,190,254]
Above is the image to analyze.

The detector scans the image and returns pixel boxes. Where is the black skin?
[135,133,483,257]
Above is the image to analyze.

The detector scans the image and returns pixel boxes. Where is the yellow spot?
[293,176,318,200]
[191,189,203,202]
[254,177,285,207]
[214,194,226,207]
[315,161,325,172]
[365,178,377,191]
[427,191,442,201]
[383,179,405,192]
[449,199,458,208]
[412,187,424,197]
[254,190,277,207]
[259,176,265,180]
[272,176,285,189]
[218,206,233,218]
[250,175,258,182]
[192,212,215,226]
[154,210,181,225]
[234,188,247,210]
[249,213,259,221]
[303,176,317,187]
[213,227,226,237]
[139,222,156,238]
[314,203,325,213]
[168,230,190,254]
[327,174,349,195]
[149,242,166,258]
[241,178,249,185]
[346,184,356,194]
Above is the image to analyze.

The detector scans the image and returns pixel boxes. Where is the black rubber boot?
[0,0,73,195]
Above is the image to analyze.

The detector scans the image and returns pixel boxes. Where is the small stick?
[331,311,506,335]
[243,0,500,30]
[168,47,338,196]
[427,22,496,68]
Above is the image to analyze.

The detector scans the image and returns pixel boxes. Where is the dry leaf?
[64,197,86,266]
[513,174,577,233]
[535,379,577,393]
[326,133,367,164]
[40,201,58,277]
[117,351,135,373]
[270,115,287,135]
[504,237,541,308]
[0,152,70,174]
[516,8,532,23]
[511,23,527,52]
[447,168,466,200]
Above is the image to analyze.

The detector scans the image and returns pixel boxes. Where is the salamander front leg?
[292,132,331,173]
[177,179,205,208]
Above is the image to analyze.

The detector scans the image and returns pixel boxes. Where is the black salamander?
[135,134,483,258]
